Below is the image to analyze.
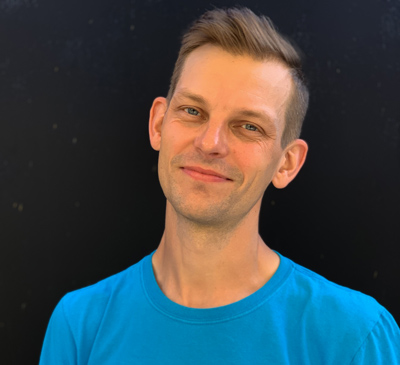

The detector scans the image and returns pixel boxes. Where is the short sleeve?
[39,298,77,365]
[351,309,400,364]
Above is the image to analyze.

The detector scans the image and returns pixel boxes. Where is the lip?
[181,166,232,182]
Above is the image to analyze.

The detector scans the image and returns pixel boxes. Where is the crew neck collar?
[141,250,293,324]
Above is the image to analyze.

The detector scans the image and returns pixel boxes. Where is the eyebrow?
[234,109,276,124]
[174,89,209,107]
[174,89,277,125]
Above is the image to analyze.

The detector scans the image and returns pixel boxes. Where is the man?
[40,7,400,364]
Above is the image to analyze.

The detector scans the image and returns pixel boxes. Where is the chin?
[172,200,229,225]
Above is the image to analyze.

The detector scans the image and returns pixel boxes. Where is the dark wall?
[1,0,399,363]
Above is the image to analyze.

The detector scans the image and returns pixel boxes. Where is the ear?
[149,97,168,151]
[272,139,308,189]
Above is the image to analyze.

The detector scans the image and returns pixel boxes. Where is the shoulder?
[285,257,384,322]
[350,308,400,363]
[57,257,144,337]
[283,258,396,339]
[278,255,400,361]
[64,259,141,304]
[40,255,150,364]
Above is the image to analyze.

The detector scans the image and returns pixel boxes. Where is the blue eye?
[184,107,200,116]
[242,124,258,131]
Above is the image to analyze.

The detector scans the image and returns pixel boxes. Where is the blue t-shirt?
[40,251,400,364]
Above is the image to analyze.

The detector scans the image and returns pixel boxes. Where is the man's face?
[150,45,293,227]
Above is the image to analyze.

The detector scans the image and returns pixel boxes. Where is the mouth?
[181,166,232,183]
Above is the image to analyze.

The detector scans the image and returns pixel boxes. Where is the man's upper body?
[40,251,399,364]
[40,7,400,363]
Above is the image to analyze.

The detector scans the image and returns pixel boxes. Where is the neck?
[152,201,280,308]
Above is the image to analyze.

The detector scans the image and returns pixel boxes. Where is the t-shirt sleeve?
[351,308,400,364]
[39,298,77,365]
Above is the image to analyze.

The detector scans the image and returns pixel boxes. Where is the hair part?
[166,7,309,148]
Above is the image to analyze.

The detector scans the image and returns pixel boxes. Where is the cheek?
[161,123,192,153]
[233,145,278,185]
[233,143,268,169]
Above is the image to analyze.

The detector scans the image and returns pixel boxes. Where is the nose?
[193,120,229,158]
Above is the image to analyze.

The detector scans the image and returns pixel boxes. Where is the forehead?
[175,45,293,123]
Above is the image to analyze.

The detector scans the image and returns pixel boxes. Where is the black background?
[1,0,399,363]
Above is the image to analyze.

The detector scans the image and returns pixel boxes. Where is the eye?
[184,107,200,116]
[241,123,258,132]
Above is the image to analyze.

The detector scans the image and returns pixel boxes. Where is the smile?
[181,166,232,183]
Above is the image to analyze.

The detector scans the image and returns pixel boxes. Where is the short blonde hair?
[166,7,309,148]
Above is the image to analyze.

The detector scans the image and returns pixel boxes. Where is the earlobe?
[272,139,308,189]
[149,97,168,151]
